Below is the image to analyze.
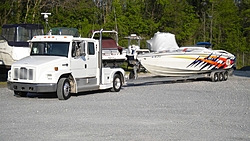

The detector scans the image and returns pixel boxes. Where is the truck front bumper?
[7,81,57,93]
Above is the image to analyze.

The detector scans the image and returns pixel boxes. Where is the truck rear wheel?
[57,78,71,100]
[110,74,122,92]
[14,91,27,97]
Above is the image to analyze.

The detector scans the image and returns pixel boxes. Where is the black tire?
[110,74,122,92]
[57,78,71,100]
[211,72,219,82]
[129,70,135,79]
[223,71,228,81]
[219,72,224,81]
[14,91,27,97]
[129,70,138,79]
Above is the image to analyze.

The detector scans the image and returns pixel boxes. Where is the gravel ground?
[0,71,250,141]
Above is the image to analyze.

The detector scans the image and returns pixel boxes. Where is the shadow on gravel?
[15,89,111,100]
[233,66,250,78]
[125,77,210,87]
[20,92,58,99]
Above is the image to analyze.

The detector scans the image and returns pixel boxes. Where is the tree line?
[0,0,249,68]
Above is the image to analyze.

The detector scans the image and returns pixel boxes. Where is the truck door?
[70,41,88,78]
[85,42,98,77]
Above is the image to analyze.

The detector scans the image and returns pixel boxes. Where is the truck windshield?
[30,42,69,57]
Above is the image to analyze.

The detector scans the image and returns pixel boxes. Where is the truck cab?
[7,31,125,100]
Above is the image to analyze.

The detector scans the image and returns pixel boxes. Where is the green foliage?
[0,0,250,67]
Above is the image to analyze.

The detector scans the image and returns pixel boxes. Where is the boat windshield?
[129,39,140,47]
[1,24,44,47]
[30,42,69,57]
[1,27,15,42]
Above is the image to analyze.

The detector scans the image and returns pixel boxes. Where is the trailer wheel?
[129,70,138,79]
[14,91,27,97]
[110,74,122,92]
[57,78,71,100]
[211,72,219,82]
[219,72,224,81]
[223,71,228,81]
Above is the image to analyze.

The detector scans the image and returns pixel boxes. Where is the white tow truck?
[7,29,125,100]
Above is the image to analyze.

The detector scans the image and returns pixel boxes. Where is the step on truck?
[7,29,125,100]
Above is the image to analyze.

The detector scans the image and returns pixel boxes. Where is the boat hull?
[0,41,31,67]
[137,52,235,76]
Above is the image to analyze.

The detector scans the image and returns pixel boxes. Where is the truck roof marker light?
[44,36,47,38]
[54,67,58,71]
[64,36,67,38]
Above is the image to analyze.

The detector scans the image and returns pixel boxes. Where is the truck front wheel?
[110,74,122,92]
[57,78,71,100]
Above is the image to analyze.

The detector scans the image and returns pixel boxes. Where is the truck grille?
[14,67,34,80]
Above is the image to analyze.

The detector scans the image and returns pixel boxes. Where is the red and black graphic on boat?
[187,53,235,70]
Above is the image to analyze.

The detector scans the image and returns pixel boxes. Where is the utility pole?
[203,11,206,42]
[209,3,214,44]
[201,1,207,42]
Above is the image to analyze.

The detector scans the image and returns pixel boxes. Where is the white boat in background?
[0,24,44,69]
[91,30,127,67]
[124,34,149,71]
[137,32,236,77]
[49,27,80,37]
[125,34,150,58]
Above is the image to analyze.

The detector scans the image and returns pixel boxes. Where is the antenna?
[41,13,51,34]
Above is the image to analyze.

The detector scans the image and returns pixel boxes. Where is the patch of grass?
[0,82,7,88]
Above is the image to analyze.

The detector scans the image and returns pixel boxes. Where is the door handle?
[62,63,68,66]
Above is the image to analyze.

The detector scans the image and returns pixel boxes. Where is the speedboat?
[137,32,236,77]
